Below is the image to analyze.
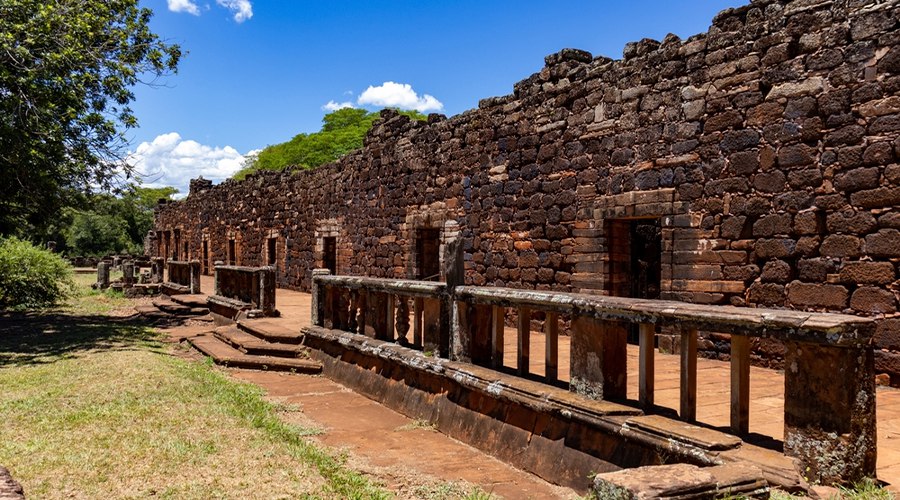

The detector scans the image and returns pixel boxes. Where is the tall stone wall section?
[154,0,900,381]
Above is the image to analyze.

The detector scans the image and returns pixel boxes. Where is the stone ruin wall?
[154,0,900,381]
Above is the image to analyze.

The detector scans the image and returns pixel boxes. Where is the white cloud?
[167,0,200,15]
[129,132,249,194]
[216,0,253,22]
[322,100,356,111]
[357,82,443,112]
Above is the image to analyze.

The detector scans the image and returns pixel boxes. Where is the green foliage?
[65,211,131,256]
[62,184,178,256]
[235,108,428,179]
[0,0,182,237]
[837,478,895,499]
[0,237,74,309]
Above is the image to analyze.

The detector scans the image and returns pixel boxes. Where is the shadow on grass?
[0,310,185,367]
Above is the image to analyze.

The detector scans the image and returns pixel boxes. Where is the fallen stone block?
[592,463,769,499]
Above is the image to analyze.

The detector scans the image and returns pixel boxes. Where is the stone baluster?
[396,296,410,345]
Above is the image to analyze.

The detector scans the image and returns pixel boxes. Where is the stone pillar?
[311,269,330,326]
[256,266,275,315]
[151,257,164,284]
[783,341,876,484]
[453,301,493,364]
[122,260,135,287]
[440,236,463,358]
[443,237,464,290]
[188,260,201,294]
[96,262,110,289]
[365,291,389,340]
[213,261,224,295]
[422,297,443,355]
[569,316,627,400]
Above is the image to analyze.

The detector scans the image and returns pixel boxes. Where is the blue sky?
[130,0,747,193]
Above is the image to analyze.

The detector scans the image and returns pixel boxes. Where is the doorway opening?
[163,231,171,261]
[607,218,662,342]
[227,239,236,266]
[202,240,209,274]
[416,228,441,281]
[322,236,337,275]
[266,237,277,267]
[182,242,188,261]
[173,230,181,260]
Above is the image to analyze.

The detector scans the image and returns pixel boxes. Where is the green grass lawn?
[0,274,388,499]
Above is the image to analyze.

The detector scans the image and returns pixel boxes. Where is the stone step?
[187,334,322,373]
[169,294,208,308]
[152,298,208,316]
[129,283,161,295]
[213,326,307,358]
[134,304,172,320]
[237,318,303,344]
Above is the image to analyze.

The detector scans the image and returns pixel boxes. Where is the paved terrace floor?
[197,275,900,489]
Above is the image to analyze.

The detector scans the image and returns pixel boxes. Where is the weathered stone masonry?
[154,0,900,381]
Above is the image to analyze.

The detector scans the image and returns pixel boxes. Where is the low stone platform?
[301,324,804,492]
[213,325,307,357]
[135,284,320,374]
[187,334,322,373]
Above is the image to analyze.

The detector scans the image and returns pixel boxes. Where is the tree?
[62,184,178,256]
[234,108,427,179]
[0,0,182,238]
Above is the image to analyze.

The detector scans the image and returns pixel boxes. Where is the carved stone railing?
[310,272,876,484]
[453,286,876,485]
[161,260,201,295]
[208,265,276,318]
[311,270,450,356]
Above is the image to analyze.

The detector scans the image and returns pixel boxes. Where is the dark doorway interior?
[173,230,181,260]
[267,238,277,266]
[202,240,209,274]
[183,242,188,261]
[629,220,662,300]
[228,239,236,266]
[322,236,337,275]
[607,218,662,342]
[416,228,441,281]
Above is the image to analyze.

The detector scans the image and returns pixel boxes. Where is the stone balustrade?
[311,272,877,484]
[312,270,451,356]
[208,265,276,319]
[162,260,201,295]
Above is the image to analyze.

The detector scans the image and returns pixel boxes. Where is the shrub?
[0,237,75,309]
